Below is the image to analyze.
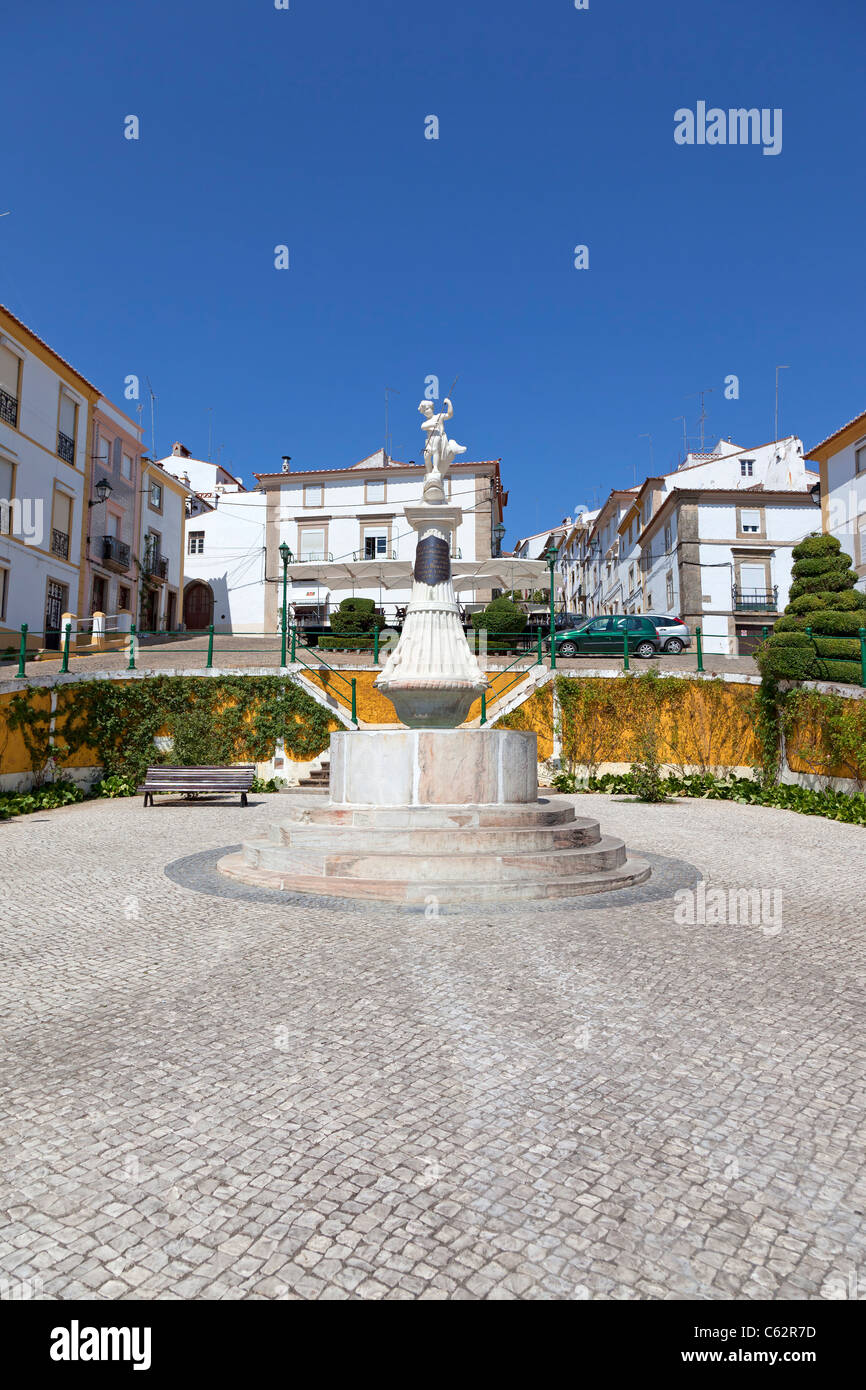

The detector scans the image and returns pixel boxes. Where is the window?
[52,491,72,557]
[119,586,131,611]
[122,452,134,480]
[664,522,672,553]
[365,479,386,504]
[740,459,754,477]
[299,527,326,561]
[303,483,324,507]
[0,343,21,425]
[0,456,12,533]
[58,394,77,464]
[149,481,163,509]
[0,564,8,620]
[857,515,866,567]
[740,508,761,534]
[188,530,205,554]
[855,441,866,475]
[364,534,387,558]
[665,570,674,610]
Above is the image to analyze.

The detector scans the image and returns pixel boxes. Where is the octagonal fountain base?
[217,729,651,904]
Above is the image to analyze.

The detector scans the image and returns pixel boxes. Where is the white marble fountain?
[219,398,650,903]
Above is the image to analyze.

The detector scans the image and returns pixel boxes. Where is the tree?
[758,533,866,684]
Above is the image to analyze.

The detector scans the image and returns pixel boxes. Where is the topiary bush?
[759,534,865,685]
[472,596,527,653]
[319,597,385,651]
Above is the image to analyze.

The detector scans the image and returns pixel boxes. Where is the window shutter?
[113,437,122,470]
[0,344,20,397]
[59,394,76,437]
[54,491,72,535]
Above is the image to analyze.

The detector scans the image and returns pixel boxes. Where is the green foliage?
[318,635,376,651]
[549,770,866,826]
[90,774,138,798]
[0,778,86,820]
[472,596,527,635]
[760,532,865,685]
[329,597,383,636]
[249,775,287,793]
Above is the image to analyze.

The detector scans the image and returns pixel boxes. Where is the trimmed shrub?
[328,597,384,638]
[759,534,865,685]
[814,637,862,660]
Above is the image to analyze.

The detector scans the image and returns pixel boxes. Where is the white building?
[564,438,820,654]
[255,448,507,631]
[806,409,866,593]
[155,444,268,633]
[0,305,97,650]
[138,454,193,633]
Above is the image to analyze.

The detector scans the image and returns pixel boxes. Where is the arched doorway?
[183,581,214,630]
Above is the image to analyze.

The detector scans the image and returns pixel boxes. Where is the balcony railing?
[353,549,397,561]
[297,552,334,563]
[50,528,69,560]
[57,430,75,465]
[0,388,18,427]
[144,551,168,581]
[732,585,778,612]
[101,534,132,571]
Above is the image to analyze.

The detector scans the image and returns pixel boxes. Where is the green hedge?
[815,659,863,684]
[318,636,375,651]
[791,533,842,558]
[814,637,862,660]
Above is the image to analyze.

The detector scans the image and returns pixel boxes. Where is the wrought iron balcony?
[0,388,18,427]
[101,534,131,572]
[145,553,169,581]
[50,528,69,559]
[57,430,75,465]
[732,585,778,612]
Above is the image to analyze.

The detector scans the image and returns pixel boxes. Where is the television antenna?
[685,388,713,452]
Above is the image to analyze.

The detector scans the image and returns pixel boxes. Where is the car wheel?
[663,638,683,654]
[636,641,657,659]
[558,641,579,658]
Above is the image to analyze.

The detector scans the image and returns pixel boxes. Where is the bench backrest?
[143,764,256,786]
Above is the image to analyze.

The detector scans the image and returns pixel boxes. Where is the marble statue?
[418,398,466,503]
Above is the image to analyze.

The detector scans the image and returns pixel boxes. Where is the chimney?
[172,442,191,458]
[281,455,291,473]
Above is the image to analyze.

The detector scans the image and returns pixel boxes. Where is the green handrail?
[128,624,137,671]
[16,624,28,678]
[696,626,704,673]
[60,623,71,674]
[206,624,214,669]
[622,627,630,672]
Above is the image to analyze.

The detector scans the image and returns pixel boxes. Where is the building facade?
[806,409,866,593]
[255,449,506,630]
[138,458,190,633]
[560,438,820,654]
[78,397,145,634]
[0,305,98,650]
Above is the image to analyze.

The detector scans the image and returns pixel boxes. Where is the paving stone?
[0,792,863,1300]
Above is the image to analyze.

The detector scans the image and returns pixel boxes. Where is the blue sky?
[1,0,864,541]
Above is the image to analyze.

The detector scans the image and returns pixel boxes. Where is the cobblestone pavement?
[1,792,863,1300]
[1,634,759,681]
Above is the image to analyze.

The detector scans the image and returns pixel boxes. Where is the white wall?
[825,437,866,591]
[0,326,89,640]
[184,490,268,632]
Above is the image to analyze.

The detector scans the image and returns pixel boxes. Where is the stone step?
[267,819,601,852]
[242,833,627,881]
[218,850,651,903]
[275,797,581,829]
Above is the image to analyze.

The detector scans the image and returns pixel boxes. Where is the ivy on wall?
[6,676,336,783]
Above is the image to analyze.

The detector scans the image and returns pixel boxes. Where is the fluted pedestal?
[375,504,487,728]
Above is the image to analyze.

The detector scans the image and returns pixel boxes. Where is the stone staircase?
[218,795,650,903]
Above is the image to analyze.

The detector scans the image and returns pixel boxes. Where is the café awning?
[286,558,561,593]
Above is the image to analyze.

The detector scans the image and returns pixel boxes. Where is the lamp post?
[279,542,293,666]
[492,521,506,558]
[545,544,559,669]
[88,477,113,509]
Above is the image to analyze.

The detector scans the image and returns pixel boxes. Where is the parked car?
[553,614,660,659]
[643,614,692,654]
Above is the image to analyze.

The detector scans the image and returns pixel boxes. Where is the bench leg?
[144,792,152,807]
[241,792,248,807]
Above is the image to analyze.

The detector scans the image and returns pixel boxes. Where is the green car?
[554,614,660,659]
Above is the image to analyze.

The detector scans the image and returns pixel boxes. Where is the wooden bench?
[139,764,256,807]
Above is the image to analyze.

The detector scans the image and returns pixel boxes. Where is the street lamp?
[279,541,293,665]
[545,544,559,669]
[88,477,113,508]
[492,521,506,557]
